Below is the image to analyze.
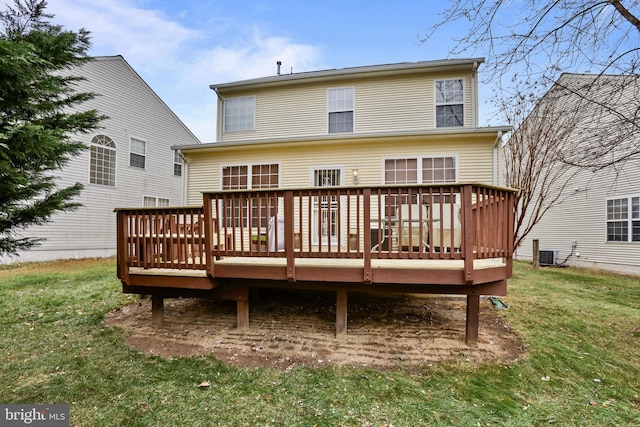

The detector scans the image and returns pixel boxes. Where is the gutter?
[472,61,479,127]
[175,149,189,205]
[493,131,503,185]
[212,87,223,142]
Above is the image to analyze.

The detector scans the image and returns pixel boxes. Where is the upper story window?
[173,151,182,176]
[607,195,640,242]
[328,87,354,133]
[89,134,116,187]
[435,79,464,127]
[224,96,255,132]
[129,137,146,169]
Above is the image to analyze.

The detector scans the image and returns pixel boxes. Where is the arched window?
[89,135,116,187]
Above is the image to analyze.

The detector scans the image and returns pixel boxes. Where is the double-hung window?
[224,96,255,132]
[221,164,279,228]
[606,196,640,242]
[173,151,182,176]
[384,156,457,215]
[435,79,464,127]
[328,87,354,133]
[129,137,146,169]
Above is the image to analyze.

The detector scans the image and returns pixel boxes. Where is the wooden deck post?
[532,239,540,270]
[237,287,249,331]
[151,295,164,326]
[461,184,475,284]
[336,289,348,338]
[363,188,372,284]
[465,294,480,346]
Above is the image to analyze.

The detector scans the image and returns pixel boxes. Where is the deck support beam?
[465,294,480,346]
[237,287,249,331]
[336,289,348,337]
[151,295,164,326]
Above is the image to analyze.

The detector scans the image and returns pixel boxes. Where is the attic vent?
[539,250,559,266]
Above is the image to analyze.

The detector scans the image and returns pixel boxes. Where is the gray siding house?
[2,55,201,263]
[513,74,640,276]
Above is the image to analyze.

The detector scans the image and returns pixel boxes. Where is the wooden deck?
[115,183,516,345]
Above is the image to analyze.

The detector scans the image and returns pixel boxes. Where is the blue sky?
[42,0,490,142]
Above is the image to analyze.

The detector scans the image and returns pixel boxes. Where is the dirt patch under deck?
[105,290,525,371]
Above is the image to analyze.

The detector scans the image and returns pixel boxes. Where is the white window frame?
[173,151,182,177]
[383,156,458,218]
[606,195,640,242]
[129,137,146,169]
[435,78,465,128]
[88,134,117,187]
[220,162,281,191]
[223,96,256,132]
[143,196,170,207]
[382,155,458,184]
[328,87,354,134]
[310,166,345,245]
[220,163,281,229]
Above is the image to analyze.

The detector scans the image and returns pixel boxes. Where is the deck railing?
[116,184,515,277]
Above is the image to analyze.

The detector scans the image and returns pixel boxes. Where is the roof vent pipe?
[277,61,282,75]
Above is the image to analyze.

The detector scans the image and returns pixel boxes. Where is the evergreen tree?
[0,0,104,256]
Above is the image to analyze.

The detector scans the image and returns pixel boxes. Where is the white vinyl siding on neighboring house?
[129,137,146,169]
[89,134,116,187]
[435,79,464,127]
[223,96,255,132]
[2,56,201,263]
[606,195,640,242]
[328,87,354,133]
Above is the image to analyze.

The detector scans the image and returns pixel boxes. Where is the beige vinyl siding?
[186,135,496,202]
[220,74,474,143]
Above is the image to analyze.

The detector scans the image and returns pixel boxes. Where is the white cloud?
[48,0,197,64]
[32,0,324,142]
[190,32,323,83]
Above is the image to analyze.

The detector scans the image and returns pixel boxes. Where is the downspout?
[471,61,479,128]
[212,86,223,142]
[493,131,503,186]
[177,149,189,205]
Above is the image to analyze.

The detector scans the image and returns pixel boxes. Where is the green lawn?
[1,258,639,426]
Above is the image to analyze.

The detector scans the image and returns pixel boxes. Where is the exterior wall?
[219,72,475,143]
[185,134,497,205]
[515,157,640,276]
[2,56,200,263]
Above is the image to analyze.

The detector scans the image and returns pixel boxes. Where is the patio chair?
[398,204,430,251]
[430,203,461,252]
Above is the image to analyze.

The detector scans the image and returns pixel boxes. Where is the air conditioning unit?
[539,250,559,266]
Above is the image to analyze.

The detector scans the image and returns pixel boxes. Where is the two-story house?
[2,55,201,263]
[178,59,510,204]
[115,59,516,345]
